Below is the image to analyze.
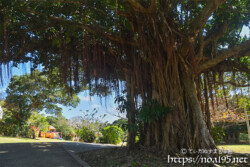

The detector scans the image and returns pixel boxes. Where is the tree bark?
[244,107,250,144]
[182,69,216,150]
[125,72,136,150]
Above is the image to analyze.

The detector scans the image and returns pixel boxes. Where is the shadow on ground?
[0,142,81,167]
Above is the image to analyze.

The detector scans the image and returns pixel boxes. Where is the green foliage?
[54,117,74,140]
[27,112,49,132]
[46,116,58,126]
[224,124,247,134]
[0,101,19,136]
[137,100,171,123]
[239,133,249,141]
[131,161,140,167]
[211,126,225,144]
[102,125,122,144]
[135,136,139,143]
[112,118,128,131]
[79,126,95,143]
[120,130,128,143]
[0,123,16,136]
[238,97,250,110]
[27,128,35,139]
[5,70,80,115]
[2,71,79,136]
[115,95,129,114]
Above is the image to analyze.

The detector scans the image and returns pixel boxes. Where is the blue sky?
[241,26,250,37]
[0,62,125,123]
[60,91,125,123]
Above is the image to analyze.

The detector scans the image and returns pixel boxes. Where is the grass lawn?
[217,145,250,154]
[0,136,72,143]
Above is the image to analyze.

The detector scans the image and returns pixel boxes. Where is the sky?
[241,26,250,37]
[0,26,249,123]
[0,62,125,123]
[59,91,125,123]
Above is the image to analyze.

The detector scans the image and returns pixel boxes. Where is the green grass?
[1,137,249,154]
[0,136,72,143]
[217,145,250,154]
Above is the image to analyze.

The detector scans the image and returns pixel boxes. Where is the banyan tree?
[0,0,249,153]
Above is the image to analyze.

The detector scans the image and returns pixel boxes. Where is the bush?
[120,130,128,143]
[211,126,225,144]
[239,133,249,141]
[79,126,95,142]
[54,117,74,140]
[102,126,123,144]
[0,124,16,136]
[27,128,35,139]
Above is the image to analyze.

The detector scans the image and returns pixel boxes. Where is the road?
[0,142,117,167]
[62,142,118,154]
[0,142,82,167]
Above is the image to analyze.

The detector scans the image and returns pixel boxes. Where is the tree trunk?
[125,72,136,150]
[244,107,250,144]
[138,65,216,154]
[203,73,212,131]
[123,10,217,153]
[182,70,216,150]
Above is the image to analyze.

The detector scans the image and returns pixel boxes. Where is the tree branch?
[190,0,225,34]
[25,8,138,47]
[210,60,250,74]
[216,81,250,87]
[198,40,250,73]
[3,9,10,58]
[204,21,228,46]
[127,0,156,13]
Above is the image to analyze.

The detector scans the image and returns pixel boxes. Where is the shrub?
[1,124,16,136]
[54,117,74,140]
[120,130,128,143]
[79,126,95,143]
[211,126,225,144]
[102,126,123,144]
[239,133,249,141]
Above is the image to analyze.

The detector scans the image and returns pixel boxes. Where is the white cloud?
[91,104,101,108]
[111,107,119,112]
[78,95,94,101]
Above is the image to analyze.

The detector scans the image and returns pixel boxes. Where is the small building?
[48,126,56,132]
[44,125,61,139]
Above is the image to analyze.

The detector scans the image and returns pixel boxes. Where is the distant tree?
[80,109,107,131]
[69,116,85,129]
[46,116,59,126]
[4,70,80,135]
[27,112,49,132]
[112,118,128,132]
[0,100,17,136]
[54,116,74,139]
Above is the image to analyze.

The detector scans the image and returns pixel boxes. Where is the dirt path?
[0,142,81,167]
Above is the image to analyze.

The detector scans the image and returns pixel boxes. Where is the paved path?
[62,142,119,154]
[62,142,119,167]
[0,142,81,167]
[0,142,119,167]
